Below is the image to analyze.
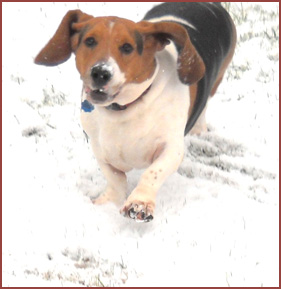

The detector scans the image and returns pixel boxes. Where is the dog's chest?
[98,112,161,171]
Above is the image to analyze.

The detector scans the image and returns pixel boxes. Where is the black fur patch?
[134,30,143,55]
[143,2,235,135]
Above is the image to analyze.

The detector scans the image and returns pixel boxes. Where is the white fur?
[148,15,197,31]
[107,57,126,89]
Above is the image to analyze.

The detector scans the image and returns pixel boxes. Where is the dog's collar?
[105,85,152,111]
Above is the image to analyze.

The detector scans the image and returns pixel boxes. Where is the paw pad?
[123,204,154,223]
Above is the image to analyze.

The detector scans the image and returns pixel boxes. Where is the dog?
[35,3,236,222]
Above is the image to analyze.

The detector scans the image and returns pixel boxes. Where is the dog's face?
[35,10,205,106]
[72,17,164,106]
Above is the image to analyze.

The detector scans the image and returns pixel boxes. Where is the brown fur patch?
[188,84,198,119]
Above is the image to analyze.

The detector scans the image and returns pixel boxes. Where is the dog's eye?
[84,37,97,48]
[119,43,134,55]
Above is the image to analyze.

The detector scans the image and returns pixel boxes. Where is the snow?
[2,2,279,287]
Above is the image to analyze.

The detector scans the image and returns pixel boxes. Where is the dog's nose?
[91,65,112,87]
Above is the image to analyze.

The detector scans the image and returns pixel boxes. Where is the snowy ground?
[2,2,279,287]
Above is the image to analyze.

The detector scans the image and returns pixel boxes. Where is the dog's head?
[35,9,205,107]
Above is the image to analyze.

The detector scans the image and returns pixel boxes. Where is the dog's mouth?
[85,87,120,105]
[84,84,152,111]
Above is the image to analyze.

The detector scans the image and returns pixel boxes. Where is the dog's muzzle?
[85,63,118,104]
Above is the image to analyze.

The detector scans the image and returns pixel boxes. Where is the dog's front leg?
[121,141,184,222]
[93,161,127,206]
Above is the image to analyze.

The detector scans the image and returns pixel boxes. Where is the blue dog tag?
[81,100,94,113]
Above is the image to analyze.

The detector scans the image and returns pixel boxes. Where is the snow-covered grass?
[2,2,279,287]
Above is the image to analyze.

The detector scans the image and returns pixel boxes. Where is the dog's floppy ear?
[35,9,92,66]
[137,21,205,85]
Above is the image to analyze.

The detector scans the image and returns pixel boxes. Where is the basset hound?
[35,2,236,222]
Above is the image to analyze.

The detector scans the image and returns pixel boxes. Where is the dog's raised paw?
[121,203,154,223]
